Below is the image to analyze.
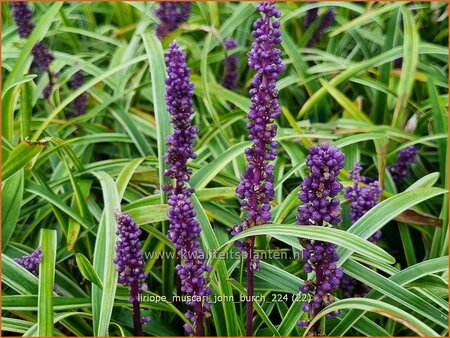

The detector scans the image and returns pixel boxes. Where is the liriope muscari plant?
[14,247,43,276]
[341,163,382,297]
[10,2,55,99]
[230,2,285,335]
[305,6,336,47]
[222,38,239,89]
[163,41,212,336]
[296,143,345,334]
[68,71,88,117]
[388,146,418,182]
[154,2,192,39]
[114,211,151,336]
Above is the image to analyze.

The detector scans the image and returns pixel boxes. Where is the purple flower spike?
[308,8,335,47]
[10,2,34,38]
[232,0,284,247]
[341,163,382,297]
[296,143,345,332]
[155,2,192,39]
[304,3,319,29]
[222,38,239,89]
[69,71,88,117]
[14,247,43,276]
[32,41,54,73]
[163,41,211,336]
[114,211,149,335]
[388,146,418,182]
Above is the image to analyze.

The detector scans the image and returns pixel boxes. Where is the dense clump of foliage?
[1,2,448,337]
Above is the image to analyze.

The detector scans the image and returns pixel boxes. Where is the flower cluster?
[231,2,285,272]
[14,247,43,276]
[344,163,382,242]
[222,38,239,89]
[155,2,192,39]
[296,143,345,329]
[163,42,211,336]
[114,211,151,331]
[307,8,336,47]
[68,71,88,117]
[341,163,382,297]
[388,146,418,182]
[10,2,55,99]
[10,2,34,38]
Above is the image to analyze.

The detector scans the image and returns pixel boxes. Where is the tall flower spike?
[388,146,418,182]
[341,163,382,297]
[68,71,88,117]
[10,2,34,38]
[308,8,335,47]
[231,2,284,335]
[296,143,345,333]
[221,38,239,89]
[114,211,150,335]
[32,42,54,73]
[163,41,211,336]
[155,2,192,39]
[14,247,43,276]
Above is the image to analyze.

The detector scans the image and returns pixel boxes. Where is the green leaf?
[76,253,103,289]
[2,254,38,294]
[306,298,438,337]
[3,138,48,182]
[2,169,24,250]
[392,7,419,127]
[38,229,57,336]
[338,187,447,263]
[223,224,395,264]
[191,141,250,189]
[92,172,120,336]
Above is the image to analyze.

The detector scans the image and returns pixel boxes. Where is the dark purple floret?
[114,211,149,335]
[308,8,335,47]
[163,41,211,336]
[32,41,54,73]
[221,38,239,89]
[296,143,345,331]
[14,247,43,276]
[304,3,319,29]
[155,2,192,39]
[388,146,418,182]
[69,71,88,116]
[10,2,34,38]
[341,163,382,297]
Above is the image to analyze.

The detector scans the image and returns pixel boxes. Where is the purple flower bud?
[222,38,239,89]
[296,143,344,328]
[388,146,418,182]
[10,2,34,38]
[155,2,192,39]
[232,2,285,269]
[14,247,43,276]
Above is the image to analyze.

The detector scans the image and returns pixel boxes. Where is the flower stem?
[131,281,143,336]
[194,301,204,336]
[246,235,255,336]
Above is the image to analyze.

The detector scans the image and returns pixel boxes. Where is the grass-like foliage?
[1,1,448,337]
